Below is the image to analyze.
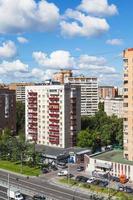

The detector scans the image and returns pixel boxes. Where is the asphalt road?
[0,170,96,200]
[0,186,32,200]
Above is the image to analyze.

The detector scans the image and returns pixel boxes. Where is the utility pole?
[7,173,10,200]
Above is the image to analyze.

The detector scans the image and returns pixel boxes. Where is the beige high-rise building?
[123,48,133,161]
[53,69,72,84]
[9,82,34,103]
[25,84,81,148]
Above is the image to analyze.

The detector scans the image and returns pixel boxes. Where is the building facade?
[25,84,81,148]
[104,97,123,118]
[9,82,34,103]
[53,70,72,84]
[66,77,98,116]
[98,86,118,100]
[84,150,133,181]
[123,48,133,161]
[0,89,16,134]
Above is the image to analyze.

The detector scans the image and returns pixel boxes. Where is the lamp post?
[7,173,10,200]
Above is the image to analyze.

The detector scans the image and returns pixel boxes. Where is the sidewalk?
[49,177,116,200]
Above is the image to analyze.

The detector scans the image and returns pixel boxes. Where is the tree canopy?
[77,109,123,152]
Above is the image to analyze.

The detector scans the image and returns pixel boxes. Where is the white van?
[7,188,24,200]
[57,170,68,176]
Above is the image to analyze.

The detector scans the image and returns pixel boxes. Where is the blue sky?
[0,0,132,86]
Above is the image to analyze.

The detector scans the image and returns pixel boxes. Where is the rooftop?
[36,144,91,158]
[92,150,133,166]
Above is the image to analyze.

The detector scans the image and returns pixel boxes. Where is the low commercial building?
[104,97,123,118]
[84,150,133,181]
[36,145,91,164]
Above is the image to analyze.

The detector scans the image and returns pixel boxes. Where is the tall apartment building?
[98,86,118,100]
[25,84,81,148]
[104,97,123,118]
[9,82,34,103]
[66,77,98,116]
[53,69,72,84]
[123,48,133,161]
[0,89,16,134]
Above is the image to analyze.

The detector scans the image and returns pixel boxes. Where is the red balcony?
[49,103,59,106]
[28,112,37,116]
[49,97,59,101]
[49,129,59,133]
[49,124,59,127]
[49,119,59,123]
[49,113,59,117]
[49,108,59,111]
[49,134,59,138]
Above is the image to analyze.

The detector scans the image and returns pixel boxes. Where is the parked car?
[66,173,74,178]
[57,170,68,176]
[80,176,88,183]
[118,185,124,191]
[124,186,133,193]
[41,168,49,174]
[33,194,46,200]
[92,179,101,185]
[57,162,67,169]
[87,177,95,184]
[76,166,84,172]
[75,176,85,182]
[111,176,119,182]
[51,165,58,171]
[98,180,108,187]
[75,175,88,183]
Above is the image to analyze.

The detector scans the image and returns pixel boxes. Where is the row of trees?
[77,103,123,152]
[0,128,41,171]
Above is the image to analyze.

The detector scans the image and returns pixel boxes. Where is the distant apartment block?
[123,48,133,161]
[25,84,81,148]
[53,69,72,84]
[0,89,16,134]
[104,97,123,118]
[99,86,118,100]
[66,76,98,116]
[9,82,34,103]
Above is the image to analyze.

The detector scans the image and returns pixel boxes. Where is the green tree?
[16,101,25,134]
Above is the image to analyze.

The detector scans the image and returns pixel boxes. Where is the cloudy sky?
[0,0,132,86]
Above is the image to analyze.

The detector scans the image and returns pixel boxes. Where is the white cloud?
[60,9,109,37]
[31,68,54,81]
[106,38,123,46]
[0,0,60,34]
[17,36,29,43]
[32,50,76,69]
[0,40,17,58]
[78,0,118,16]
[32,49,117,78]
[0,60,28,74]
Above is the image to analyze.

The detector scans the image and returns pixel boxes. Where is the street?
[0,170,95,200]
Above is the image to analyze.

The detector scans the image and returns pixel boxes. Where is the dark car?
[92,179,101,185]
[80,176,88,183]
[67,173,74,178]
[76,166,84,172]
[98,181,108,187]
[51,165,58,171]
[124,186,133,193]
[111,176,119,182]
[41,168,49,174]
[33,194,46,200]
[75,175,85,182]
